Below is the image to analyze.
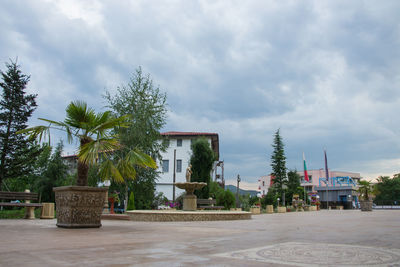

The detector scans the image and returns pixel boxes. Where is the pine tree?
[270,129,287,204]
[0,60,38,190]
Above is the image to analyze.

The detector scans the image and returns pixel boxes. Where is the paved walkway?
[1,210,399,266]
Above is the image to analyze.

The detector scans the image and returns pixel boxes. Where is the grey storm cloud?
[1,0,399,188]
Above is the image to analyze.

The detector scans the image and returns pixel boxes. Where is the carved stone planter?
[54,186,107,228]
[360,200,373,212]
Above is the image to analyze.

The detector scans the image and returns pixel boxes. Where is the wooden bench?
[0,191,43,219]
[197,199,224,210]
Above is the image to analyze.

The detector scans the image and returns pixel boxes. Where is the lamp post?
[348,194,352,209]
[236,174,241,208]
[102,180,111,214]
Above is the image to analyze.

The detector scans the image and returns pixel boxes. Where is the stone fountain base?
[126,210,252,221]
[183,194,197,211]
[175,182,207,211]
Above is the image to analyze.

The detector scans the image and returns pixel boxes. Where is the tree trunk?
[76,137,90,186]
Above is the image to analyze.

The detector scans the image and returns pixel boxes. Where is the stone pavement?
[1,210,400,266]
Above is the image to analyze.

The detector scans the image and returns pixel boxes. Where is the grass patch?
[0,207,41,219]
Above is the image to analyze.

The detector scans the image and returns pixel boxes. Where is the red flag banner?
[303,152,309,182]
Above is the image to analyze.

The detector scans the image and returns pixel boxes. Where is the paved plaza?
[1,210,399,266]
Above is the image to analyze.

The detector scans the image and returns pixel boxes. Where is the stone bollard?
[40,203,55,219]
[24,189,35,219]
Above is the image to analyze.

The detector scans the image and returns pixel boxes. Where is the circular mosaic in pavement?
[216,242,400,266]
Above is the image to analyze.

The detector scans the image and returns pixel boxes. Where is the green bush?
[216,190,236,209]
[127,191,135,210]
[0,207,41,219]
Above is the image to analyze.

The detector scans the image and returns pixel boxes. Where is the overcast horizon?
[1,1,399,190]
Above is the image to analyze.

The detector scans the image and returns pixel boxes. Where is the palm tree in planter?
[19,101,156,228]
[358,180,373,212]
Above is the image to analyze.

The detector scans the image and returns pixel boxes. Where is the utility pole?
[236,174,241,208]
[173,149,176,202]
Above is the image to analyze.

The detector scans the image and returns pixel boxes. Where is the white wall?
[155,136,212,200]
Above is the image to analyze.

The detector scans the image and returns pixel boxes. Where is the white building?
[156,131,220,201]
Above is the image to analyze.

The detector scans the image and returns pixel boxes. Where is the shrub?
[127,192,135,210]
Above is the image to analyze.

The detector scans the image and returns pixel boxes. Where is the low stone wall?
[126,210,252,222]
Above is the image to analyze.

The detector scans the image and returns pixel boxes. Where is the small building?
[258,169,361,209]
[156,131,220,201]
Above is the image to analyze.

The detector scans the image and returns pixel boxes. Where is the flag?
[324,149,329,185]
[303,152,309,182]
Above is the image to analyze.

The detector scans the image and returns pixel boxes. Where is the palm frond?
[98,159,124,183]
[64,100,96,131]
[17,126,51,143]
[116,158,137,181]
[126,149,157,169]
[78,138,121,165]
[90,114,131,138]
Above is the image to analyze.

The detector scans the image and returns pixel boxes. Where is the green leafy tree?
[0,60,38,190]
[217,190,236,209]
[190,137,216,199]
[32,142,68,202]
[374,174,400,204]
[270,129,287,204]
[261,190,278,208]
[105,67,167,209]
[19,101,156,186]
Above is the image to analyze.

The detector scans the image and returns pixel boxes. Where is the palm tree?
[358,180,373,201]
[19,101,156,186]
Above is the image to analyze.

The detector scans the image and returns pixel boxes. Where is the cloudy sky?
[1,0,399,189]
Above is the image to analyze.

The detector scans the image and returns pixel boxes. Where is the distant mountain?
[225,185,259,197]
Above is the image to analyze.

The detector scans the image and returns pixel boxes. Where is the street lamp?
[236,174,241,208]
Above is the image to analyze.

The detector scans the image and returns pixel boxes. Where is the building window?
[176,160,182,173]
[177,139,182,147]
[162,160,169,173]
[163,139,170,148]
[301,175,312,183]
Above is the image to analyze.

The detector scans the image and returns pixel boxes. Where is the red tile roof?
[161,131,218,136]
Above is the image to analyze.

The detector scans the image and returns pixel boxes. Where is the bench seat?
[198,205,224,210]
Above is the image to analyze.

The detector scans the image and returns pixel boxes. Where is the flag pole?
[303,152,309,203]
[324,149,329,210]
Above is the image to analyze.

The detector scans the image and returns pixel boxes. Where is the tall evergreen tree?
[190,137,215,199]
[270,129,287,204]
[105,67,168,209]
[0,60,38,190]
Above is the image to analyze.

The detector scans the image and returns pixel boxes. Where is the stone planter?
[266,205,274,214]
[54,186,107,228]
[277,206,286,213]
[40,203,55,219]
[230,208,242,211]
[310,206,317,211]
[360,200,373,212]
[250,206,261,214]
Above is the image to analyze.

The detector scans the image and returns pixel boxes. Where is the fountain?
[125,165,251,221]
[175,165,206,211]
